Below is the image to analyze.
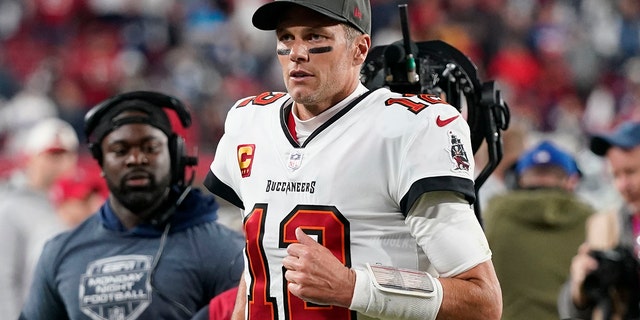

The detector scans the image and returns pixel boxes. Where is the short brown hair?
[343,23,363,44]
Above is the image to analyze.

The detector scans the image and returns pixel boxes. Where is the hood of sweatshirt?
[99,188,219,237]
[484,188,593,229]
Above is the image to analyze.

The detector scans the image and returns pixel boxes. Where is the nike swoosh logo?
[436,115,460,127]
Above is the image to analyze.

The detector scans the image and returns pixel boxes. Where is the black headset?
[84,91,198,187]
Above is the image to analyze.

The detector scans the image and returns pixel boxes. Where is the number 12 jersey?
[205,86,485,320]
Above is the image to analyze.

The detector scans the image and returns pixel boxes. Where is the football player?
[205,0,502,319]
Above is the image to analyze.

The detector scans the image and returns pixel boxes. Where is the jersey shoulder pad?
[224,92,289,130]
[232,92,289,110]
[370,89,455,117]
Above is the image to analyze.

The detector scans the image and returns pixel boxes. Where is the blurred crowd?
[0,0,638,211]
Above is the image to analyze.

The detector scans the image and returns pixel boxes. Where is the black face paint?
[276,46,333,55]
[308,46,333,54]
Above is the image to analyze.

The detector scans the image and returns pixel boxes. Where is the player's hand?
[569,243,598,308]
[282,227,356,307]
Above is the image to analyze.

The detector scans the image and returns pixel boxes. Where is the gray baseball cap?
[252,0,371,35]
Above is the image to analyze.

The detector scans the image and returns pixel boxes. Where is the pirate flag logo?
[449,132,470,171]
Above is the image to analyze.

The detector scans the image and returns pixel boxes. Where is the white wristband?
[350,266,443,320]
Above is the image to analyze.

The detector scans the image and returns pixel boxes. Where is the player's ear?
[354,33,371,65]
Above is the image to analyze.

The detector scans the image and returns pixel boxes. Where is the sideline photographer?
[559,121,640,319]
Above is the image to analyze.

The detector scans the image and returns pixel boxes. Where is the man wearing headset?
[20,91,245,320]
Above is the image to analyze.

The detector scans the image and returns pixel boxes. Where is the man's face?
[100,122,172,213]
[28,150,77,188]
[275,6,368,112]
[518,165,573,190]
[607,145,640,211]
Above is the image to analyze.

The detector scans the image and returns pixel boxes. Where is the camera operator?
[559,121,640,320]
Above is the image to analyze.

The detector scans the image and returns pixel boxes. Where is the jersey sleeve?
[406,191,491,277]
[204,97,249,209]
[397,99,475,214]
[205,92,289,209]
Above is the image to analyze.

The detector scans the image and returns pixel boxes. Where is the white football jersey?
[206,87,480,320]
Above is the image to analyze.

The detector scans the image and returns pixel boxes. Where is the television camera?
[583,246,640,319]
[360,4,510,224]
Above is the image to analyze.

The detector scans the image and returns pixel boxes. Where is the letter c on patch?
[237,144,256,178]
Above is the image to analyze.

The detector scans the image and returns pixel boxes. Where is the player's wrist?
[350,268,371,310]
[326,266,358,308]
[343,268,357,308]
[350,266,443,320]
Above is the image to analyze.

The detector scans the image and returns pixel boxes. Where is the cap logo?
[353,7,362,19]
[533,151,551,164]
[515,141,578,176]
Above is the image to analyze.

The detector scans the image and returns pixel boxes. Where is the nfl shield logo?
[288,151,303,171]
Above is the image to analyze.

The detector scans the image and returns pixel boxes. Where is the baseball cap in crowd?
[22,118,79,156]
[252,0,371,35]
[589,121,640,156]
[515,140,579,176]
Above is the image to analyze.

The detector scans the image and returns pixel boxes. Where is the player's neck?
[293,102,326,121]
[293,80,361,120]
